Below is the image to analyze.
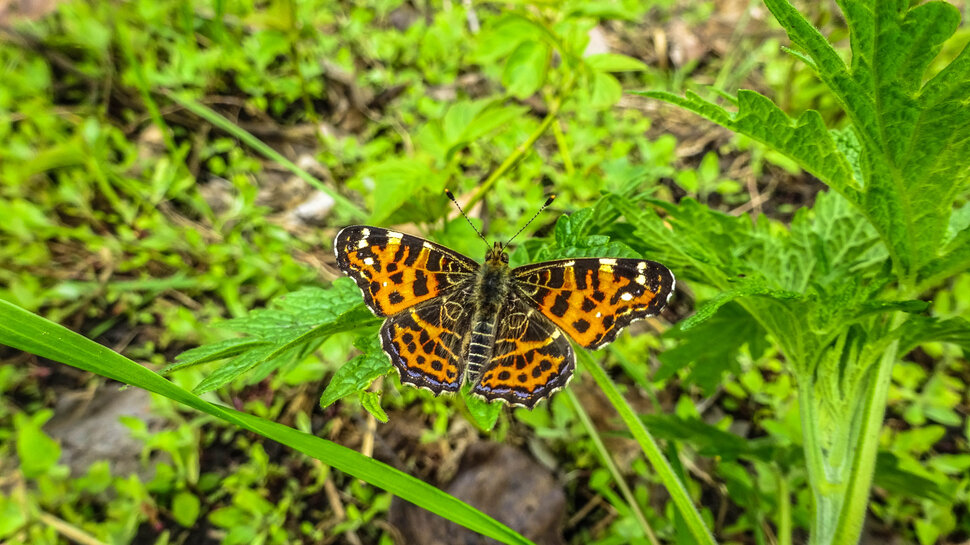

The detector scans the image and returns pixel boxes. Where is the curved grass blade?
[0,299,534,545]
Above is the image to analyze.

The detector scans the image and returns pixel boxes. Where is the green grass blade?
[166,93,366,220]
[0,299,533,545]
[577,349,718,545]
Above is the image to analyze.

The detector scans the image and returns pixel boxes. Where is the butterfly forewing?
[472,292,574,408]
[335,226,478,317]
[512,258,674,349]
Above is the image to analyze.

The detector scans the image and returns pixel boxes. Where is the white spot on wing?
[563,260,575,266]
[357,239,368,248]
[595,312,601,318]
[635,275,646,285]
[363,257,374,265]
[423,241,434,249]
[620,292,634,301]
[599,258,617,265]
[361,228,370,237]
[636,262,646,271]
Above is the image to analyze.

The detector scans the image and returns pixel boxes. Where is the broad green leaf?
[587,71,622,109]
[15,410,61,478]
[0,299,534,545]
[502,40,550,99]
[320,335,392,408]
[585,53,648,72]
[355,159,445,224]
[172,491,201,527]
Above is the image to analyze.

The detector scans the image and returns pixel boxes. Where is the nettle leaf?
[765,0,970,282]
[651,1,970,285]
[529,207,639,261]
[320,335,392,409]
[657,303,767,394]
[898,315,970,355]
[639,89,860,200]
[185,280,380,394]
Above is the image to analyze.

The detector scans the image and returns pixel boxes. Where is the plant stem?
[167,93,367,220]
[565,389,659,545]
[576,349,718,545]
[464,96,562,211]
[831,337,899,545]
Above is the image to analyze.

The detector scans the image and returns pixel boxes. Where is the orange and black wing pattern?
[513,258,674,349]
[334,226,478,317]
[380,289,474,394]
[472,292,574,408]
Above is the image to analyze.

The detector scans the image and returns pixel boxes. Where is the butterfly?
[333,194,675,408]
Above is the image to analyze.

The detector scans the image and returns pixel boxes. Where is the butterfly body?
[334,225,674,408]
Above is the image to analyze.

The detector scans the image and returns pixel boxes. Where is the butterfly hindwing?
[513,258,675,349]
[472,292,575,408]
[334,226,478,317]
[379,288,474,394]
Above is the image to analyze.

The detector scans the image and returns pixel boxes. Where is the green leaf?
[0,299,534,545]
[657,303,767,394]
[355,159,445,224]
[897,315,970,355]
[188,281,380,394]
[320,335,393,408]
[502,40,550,99]
[359,391,389,423]
[15,410,61,478]
[172,491,201,527]
[638,89,859,201]
[462,386,503,431]
[640,414,780,463]
[585,53,648,72]
[164,338,270,374]
[588,71,622,109]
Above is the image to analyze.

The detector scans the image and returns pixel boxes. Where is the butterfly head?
[485,241,510,266]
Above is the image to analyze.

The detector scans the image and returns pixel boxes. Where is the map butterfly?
[334,192,674,408]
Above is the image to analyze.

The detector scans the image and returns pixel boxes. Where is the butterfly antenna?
[503,194,556,250]
[445,189,490,249]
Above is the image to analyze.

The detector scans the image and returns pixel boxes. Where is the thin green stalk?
[576,349,718,545]
[114,21,177,155]
[166,93,367,220]
[464,97,562,211]
[776,466,792,545]
[565,389,659,545]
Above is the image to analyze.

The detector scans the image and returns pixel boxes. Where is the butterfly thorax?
[464,242,512,384]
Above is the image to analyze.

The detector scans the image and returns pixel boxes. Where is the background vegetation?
[1,1,969,544]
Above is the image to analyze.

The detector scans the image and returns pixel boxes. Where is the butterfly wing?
[380,287,475,394]
[472,291,574,408]
[335,226,479,317]
[513,258,674,349]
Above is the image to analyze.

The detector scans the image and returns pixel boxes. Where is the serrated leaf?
[355,159,445,224]
[585,53,647,72]
[898,315,970,355]
[657,303,766,394]
[320,335,392,408]
[502,40,549,98]
[359,391,389,423]
[164,338,270,374]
